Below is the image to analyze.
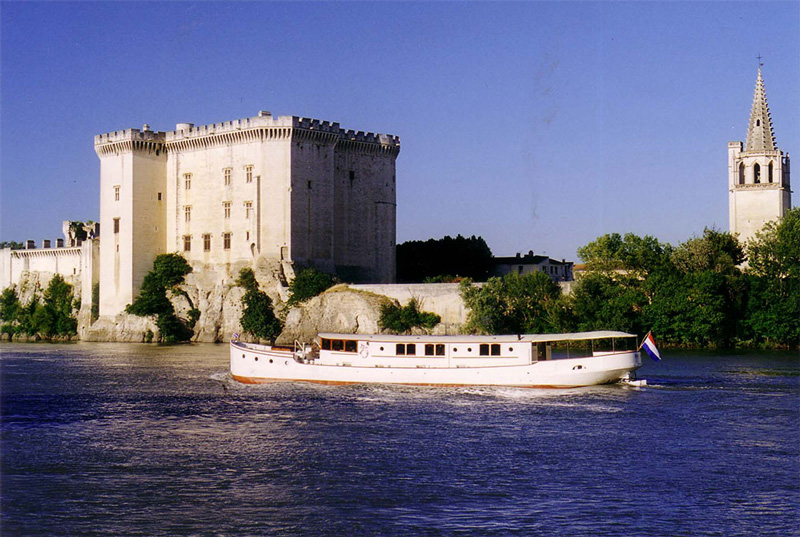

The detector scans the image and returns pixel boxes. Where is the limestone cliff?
[276,286,392,345]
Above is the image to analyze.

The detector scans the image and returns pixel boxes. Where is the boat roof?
[317,331,635,343]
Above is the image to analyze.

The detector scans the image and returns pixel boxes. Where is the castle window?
[184,173,192,190]
[244,201,253,219]
[223,168,231,185]
[223,202,231,219]
[203,234,211,252]
[754,163,761,184]
[113,218,120,234]
[768,162,774,183]
[158,192,162,201]
[349,170,355,187]
[183,235,191,252]
[738,163,745,185]
[756,119,761,126]
[184,206,192,222]
[245,165,253,183]
[114,185,120,201]
[223,232,231,250]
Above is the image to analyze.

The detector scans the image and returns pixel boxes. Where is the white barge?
[230,331,642,388]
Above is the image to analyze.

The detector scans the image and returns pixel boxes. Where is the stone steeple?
[745,68,777,153]
[728,66,791,245]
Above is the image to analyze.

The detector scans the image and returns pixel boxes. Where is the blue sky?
[1,1,798,260]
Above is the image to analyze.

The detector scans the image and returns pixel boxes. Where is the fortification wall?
[1,245,84,292]
[350,283,467,330]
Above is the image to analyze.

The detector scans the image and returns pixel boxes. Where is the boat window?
[332,339,344,352]
[479,343,501,356]
[344,340,357,353]
[396,344,406,356]
[321,338,332,350]
[406,344,416,356]
[424,344,446,357]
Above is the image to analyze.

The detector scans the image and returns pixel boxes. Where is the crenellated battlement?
[159,112,399,151]
[95,126,166,157]
[95,127,166,146]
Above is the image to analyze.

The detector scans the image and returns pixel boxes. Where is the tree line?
[460,208,799,349]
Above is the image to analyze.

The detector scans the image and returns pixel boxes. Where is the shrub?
[126,253,194,343]
[379,298,440,333]
[236,268,282,343]
[460,272,568,335]
[287,268,336,305]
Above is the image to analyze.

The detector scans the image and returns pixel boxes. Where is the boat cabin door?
[533,342,552,362]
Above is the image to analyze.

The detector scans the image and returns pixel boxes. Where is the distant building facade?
[728,68,791,244]
[493,251,573,282]
[94,112,400,317]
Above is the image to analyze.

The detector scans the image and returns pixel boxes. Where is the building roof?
[493,252,572,266]
[745,68,777,153]
[318,331,635,343]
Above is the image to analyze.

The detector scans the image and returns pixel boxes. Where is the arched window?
[753,163,761,184]
[768,161,774,183]
[738,163,745,185]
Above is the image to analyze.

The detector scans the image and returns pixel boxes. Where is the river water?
[1,343,798,536]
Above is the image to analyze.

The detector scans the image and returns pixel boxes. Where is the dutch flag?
[640,331,662,362]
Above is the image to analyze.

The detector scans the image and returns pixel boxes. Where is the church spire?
[745,67,777,153]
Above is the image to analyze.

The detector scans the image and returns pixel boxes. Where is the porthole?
[380,346,384,351]
[242,354,245,358]
[467,347,472,352]
[453,347,458,352]
[269,359,273,364]
[255,357,258,362]
[509,347,514,352]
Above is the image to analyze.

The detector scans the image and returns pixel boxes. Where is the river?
[1,343,798,536]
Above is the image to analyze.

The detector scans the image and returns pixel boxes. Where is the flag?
[639,331,662,362]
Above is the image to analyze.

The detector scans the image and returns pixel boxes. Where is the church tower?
[728,67,791,244]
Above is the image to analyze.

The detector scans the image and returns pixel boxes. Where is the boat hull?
[230,341,641,388]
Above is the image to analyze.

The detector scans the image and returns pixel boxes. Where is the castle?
[94,112,400,317]
[728,68,792,243]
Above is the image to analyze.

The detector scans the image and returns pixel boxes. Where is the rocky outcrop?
[82,257,291,343]
[82,312,159,342]
[276,286,392,345]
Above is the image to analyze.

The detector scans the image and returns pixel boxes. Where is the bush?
[379,298,440,333]
[287,268,336,305]
[237,268,282,343]
[460,272,568,335]
[0,277,78,339]
[126,253,194,343]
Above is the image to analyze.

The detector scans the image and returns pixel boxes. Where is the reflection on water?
[1,343,798,536]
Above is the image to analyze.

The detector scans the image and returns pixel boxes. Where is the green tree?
[287,268,337,305]
[126,253,194,343]
[0,287,21,338]
[397,234,494,283]
[236,268,282,342]
[0,241,24,250]
[0,287,21,323]
[570,272,646,334]
[460,271,567,335]
[671,228,744,275]
[743,208,800,347]
[577,232,672,277]
[379,298,441,333]
[40,274,78,337]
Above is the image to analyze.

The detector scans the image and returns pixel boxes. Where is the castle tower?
[94,127,167,317]
[728,67,792,244]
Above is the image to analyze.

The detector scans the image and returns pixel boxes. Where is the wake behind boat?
[230,331,642,388]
